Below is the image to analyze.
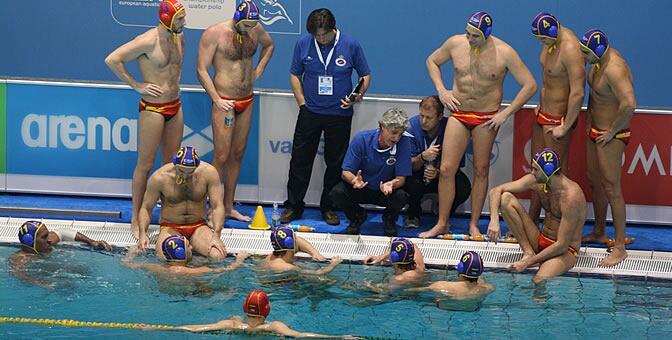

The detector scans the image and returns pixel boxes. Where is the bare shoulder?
[133,27,159,46]
[492,36,515,53]
[605,50,633,79]
[563,178,587,207]
[198,162,220,179]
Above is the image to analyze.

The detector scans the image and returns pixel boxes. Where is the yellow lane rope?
[0,317,172,330]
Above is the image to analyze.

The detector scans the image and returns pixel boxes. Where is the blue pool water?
[2,244,672,339]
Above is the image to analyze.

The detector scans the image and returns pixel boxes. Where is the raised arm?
[413,243,425,272]
[487,174,537,241]
[254,25,275,81]
[196,28,221,103]
[104,32,160,96]
[210,251,250,274]
[74,232,112,251]
[300,256,343,275]
[296,236,325,262]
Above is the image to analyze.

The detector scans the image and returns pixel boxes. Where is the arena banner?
[110,0,300,33]
[513,109,672,223]
[257,94,514,212]
[0,82,6,190]
[4,82,259,198]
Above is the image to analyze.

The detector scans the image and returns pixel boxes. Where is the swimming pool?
[2,244,672,339]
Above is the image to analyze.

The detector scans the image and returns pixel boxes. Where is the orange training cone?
[248,205,270,230]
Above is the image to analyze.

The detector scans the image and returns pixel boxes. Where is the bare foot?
[598,247,628,267]
[468,225,482,237]
[582,232,609,244]
[419,225,449,238]
[131,220,140,240]
[227,209,251,222]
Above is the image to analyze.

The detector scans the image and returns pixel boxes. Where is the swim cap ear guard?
[532,148,561,192]
[233,0,259,23]
[580,29,609,61]
[390,238,415,265]
[162,235,188,263]
[159,0,185,33]
[468,11,493,39]
[243,290,270,317]
[270,226,295,251]
[457,251,484,279]
[173,146,200,169]
[18,221,45,254]
[531,12,559,39]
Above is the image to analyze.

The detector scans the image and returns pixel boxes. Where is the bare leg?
[131,112,165,239]
[467,124,498,236]
[499,192,540,263]
[160,108,184,165]
[533,252,576,283]
[595,139,628,267]
[419,118,470,238]
[210,105,237,219]
[528,122,544,225]
[223,103,254,222]
[582,138,610,244]
[190,226,227,261]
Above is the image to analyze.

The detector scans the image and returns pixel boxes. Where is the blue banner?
[6,84,258,184]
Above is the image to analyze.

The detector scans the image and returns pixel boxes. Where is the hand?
[340,93,361,109]
[209,237,227,257]
[213,98,235,113]
[549,117,569,140]
[437,88,461,112]
[595,129,615,145]
[352,170,368,189]
[482,111,508,131]
[423,166,439,181]
[135,83,163,97]
[91,240,112,251]
[363,255,381,265]
[312,253,327,262]
[330,256,343,265]
[138,234,150,251]
[422,144,440,162]
[236,251,250,261]
[508,259,530,272]
[486,220,501,243]
[379,179,399,196]
[533,104,540,116]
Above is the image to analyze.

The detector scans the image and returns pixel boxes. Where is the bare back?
[207,20,260,97]
[587,49,635,128]
[151,163,218,224]
[539,28,584,116]
[535,176,586,250]
[136,28,184,101]
[447,35,510,111]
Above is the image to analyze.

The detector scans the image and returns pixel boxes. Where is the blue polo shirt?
[342,129,412,191]
[407,114,465,168]
[290,30,370,116]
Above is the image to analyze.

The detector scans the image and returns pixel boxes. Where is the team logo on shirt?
[335,55,347,67]
[386,155,397,165]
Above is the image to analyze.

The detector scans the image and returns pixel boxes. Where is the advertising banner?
[0,82,6,190]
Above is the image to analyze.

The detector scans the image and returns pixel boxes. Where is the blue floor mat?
[1,193,669,252]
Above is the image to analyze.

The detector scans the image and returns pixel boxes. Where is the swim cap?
[390,238,415,265]
[243,290,270,317]
[234,1,259,23]
[467,11,493,39]
[457,251,484,279]
[580,29,609,61]
[532,148,561,192]
[18,221,45,253]
[159,0,185,32]
[173,146,200,169]
[162,235,188,263]
[531,12,559,39]
[270,226,295,251]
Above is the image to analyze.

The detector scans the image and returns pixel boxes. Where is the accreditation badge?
[318,76,333,95]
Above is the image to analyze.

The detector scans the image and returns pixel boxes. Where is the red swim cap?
[243,290,270,317]
[159,0,185,32]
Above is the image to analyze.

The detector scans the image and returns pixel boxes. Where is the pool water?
[1,245,672,339]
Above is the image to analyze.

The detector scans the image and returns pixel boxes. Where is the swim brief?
[536,108,577,128]
[589,126,631,145]
[160,219,207,238]
[219,94,254,114]
[450,111,498,129]
[139,98,181,122]
[538,233,578,257]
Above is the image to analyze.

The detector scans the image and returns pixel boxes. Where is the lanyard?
[423,135,438,151]
[313,29,340,75]
[376,143,397,156]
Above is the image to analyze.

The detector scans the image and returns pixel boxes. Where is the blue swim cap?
[531,12,559,39]
[173,146,200,169]
[532,148,561,192]
[234,0,259,23]
[18,221,45,253]
[580,29,609,60]
[457,251,484,279]
[390,238,415,265]
[270,226,295,251]
[468,11,493,39]
[162,235,188,262]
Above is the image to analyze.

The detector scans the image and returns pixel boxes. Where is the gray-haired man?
[330,108,412,236]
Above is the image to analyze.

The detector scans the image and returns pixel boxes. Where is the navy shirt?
[290,30,370,116]
[342,129,412,191]
[407,114,465,168]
